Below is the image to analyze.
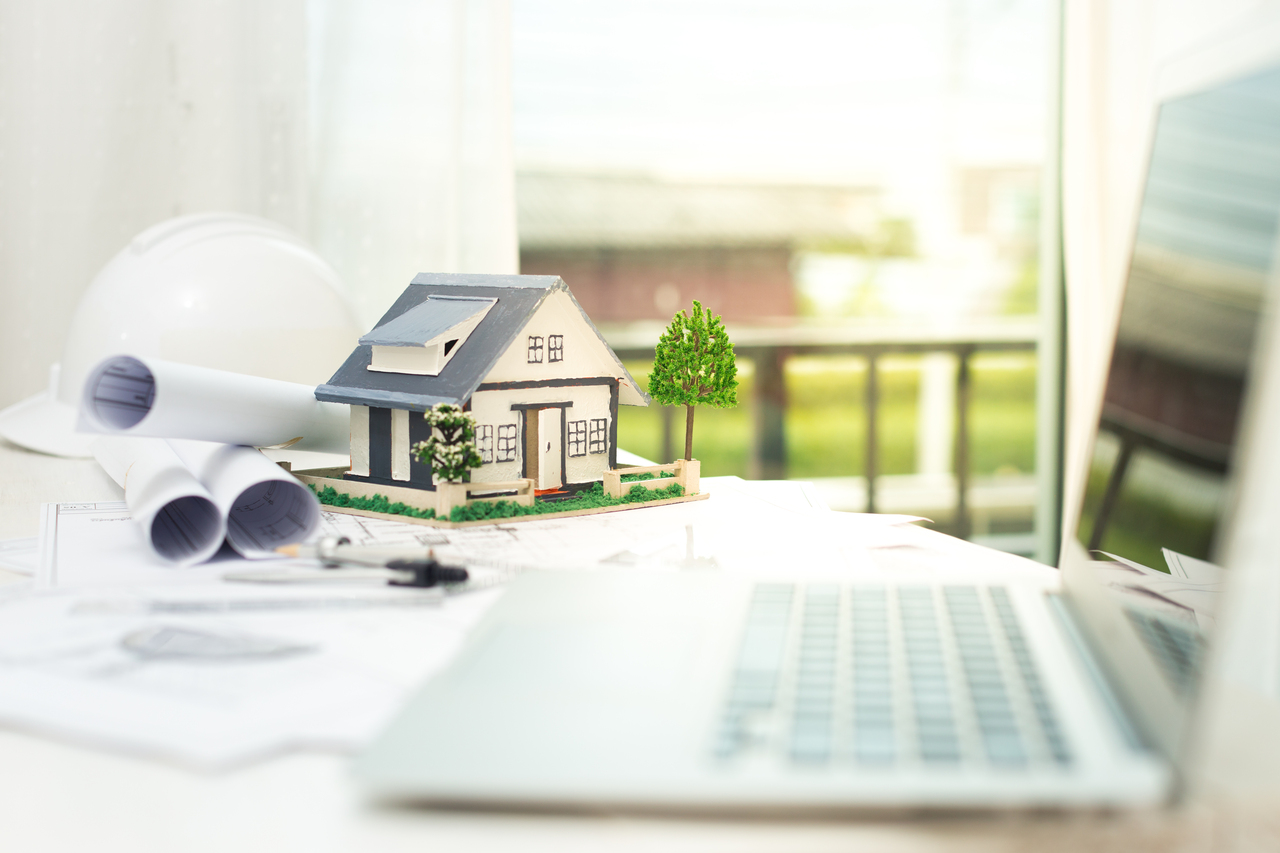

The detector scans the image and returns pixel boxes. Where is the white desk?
[0,439,1268,853]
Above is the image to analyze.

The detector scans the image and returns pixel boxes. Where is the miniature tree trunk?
[684,404,695,463]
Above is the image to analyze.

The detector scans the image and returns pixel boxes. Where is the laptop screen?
[1074,66,1280,572]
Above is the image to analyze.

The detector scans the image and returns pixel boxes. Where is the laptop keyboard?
[714,584,1072,769]
[1123,608,1205,697]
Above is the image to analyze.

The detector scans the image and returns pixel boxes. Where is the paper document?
[1096,551,1222,628]
[92,436,226,565]
[168,439,320,557]
[79,354,349,452]
[38,479,942,593]
[1163,548,1224,585]
[0,585,497,768]
[39,502,236,590]
[10,476,967,768]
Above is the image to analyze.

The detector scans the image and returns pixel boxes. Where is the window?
[497,424,518,462]
[527,335,543,363]
[364,296,495,376]
[567,419,587,456]
[477,424,494,464]
[589,418,607,455]
[512,3,1059,561]
[548,334,564,362]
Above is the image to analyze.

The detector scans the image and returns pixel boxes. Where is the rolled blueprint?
[78,355,349,452]
[168,439,321,558]
[91,436,226,566]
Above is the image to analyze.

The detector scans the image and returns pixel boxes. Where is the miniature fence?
[603,459,700,499]
[437,479,535,517]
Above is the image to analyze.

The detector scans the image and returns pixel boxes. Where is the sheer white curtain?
[1058,0,1271,540]
[0,0,515,410]
[308,0,517,327]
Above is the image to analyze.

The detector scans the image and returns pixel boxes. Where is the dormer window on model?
[362,296,497,376]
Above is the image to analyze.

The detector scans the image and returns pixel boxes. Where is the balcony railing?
[602,318,1041,543]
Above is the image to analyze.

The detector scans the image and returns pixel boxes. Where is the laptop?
[354,44,1280,811]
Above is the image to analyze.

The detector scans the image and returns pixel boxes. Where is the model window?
[527,335,543,363]
[476,424,494,464]
[589,418,607,454]
[548,334,564,362]
[497,424,518,462]
[567,419,587,457]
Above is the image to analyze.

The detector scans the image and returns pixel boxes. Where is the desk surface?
[0,439,1273,853]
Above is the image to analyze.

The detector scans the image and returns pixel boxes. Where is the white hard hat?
[0,212,362,457]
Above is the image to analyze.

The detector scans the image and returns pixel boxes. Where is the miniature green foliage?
[447,481,685,522]
[412,403,484,483]
[309,485,436,519]
[647,300,738,460]
[312,480,685,523]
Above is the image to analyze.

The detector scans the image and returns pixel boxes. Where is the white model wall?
[349,404,370,476]
[468,384,613,486]
[485,291,647,406]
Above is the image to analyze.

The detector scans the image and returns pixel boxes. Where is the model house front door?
[524,407,564,491]
[537,408,562,489]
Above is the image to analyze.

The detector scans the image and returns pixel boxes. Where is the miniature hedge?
[311,480,685,524]
[619,471,660,482]
[310,485,437,519]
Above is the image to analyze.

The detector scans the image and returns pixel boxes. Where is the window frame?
[496,424,518,462]
[588,418,608,455]
[527,335,544,363]
[567,419,587,457]
[476,424,494,464]
[548,334,564,362]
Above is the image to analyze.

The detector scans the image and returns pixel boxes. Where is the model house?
[315,272,650,494]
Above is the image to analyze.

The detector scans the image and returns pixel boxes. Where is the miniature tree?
[648,300,738,461]
[413,403,483,483]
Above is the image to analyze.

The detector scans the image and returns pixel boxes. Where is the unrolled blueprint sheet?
[286,476,903,579]
[37,477,919,589]
[7,476,930,768]
[39,502,236,589]
[0,585,498,768]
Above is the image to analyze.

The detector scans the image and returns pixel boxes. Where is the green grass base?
[310,485,437,519]
[311,480,685,524]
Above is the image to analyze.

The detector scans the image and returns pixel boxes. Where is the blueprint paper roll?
[168,439,321,558]
[91,436,226,566]
[78,355,349,453]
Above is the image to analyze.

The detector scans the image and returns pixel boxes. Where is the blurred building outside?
[517,167,1043,554]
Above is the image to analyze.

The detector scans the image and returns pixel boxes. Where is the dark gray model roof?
[359,295,494,347]
[316,272,650,410]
